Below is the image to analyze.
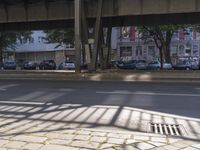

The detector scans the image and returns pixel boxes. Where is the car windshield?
[65,61,74,63]
[5,62,15,65]
[150,62,159,64]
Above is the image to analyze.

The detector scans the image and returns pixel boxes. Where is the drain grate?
[150,123,183,136]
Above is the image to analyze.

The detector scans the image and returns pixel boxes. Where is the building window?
[193,44,199,56]
[148,46,156,57]
[179,45,185,56]
[136,46,142,56]
[171,45,178,56]
[120,46,132,57]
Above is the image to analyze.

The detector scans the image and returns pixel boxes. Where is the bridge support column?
[90,0,103,71]
[75,0,82,73]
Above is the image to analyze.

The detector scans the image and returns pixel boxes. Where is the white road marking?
[96,91,200,97]
[0,84,19,91]
[0,101,52,106]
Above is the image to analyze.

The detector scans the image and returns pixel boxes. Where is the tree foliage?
[138,25,189,68]
[0,31,32,63]
[43,29,74,48]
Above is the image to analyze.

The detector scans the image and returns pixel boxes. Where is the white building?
[14,31,74,65]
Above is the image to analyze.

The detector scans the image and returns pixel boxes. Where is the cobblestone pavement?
[0,128,200,150]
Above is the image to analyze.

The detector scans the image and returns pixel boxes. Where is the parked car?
[147,61,173,70]
[3,61,17,70]
[0,62,3,70]
[163,63,173,70]
[39,60,56,70]
[117,60,137,69]
[135,60,147,70]
[147,61,160,70]
[23,61,37,70]
[58,61,75,70]
[173,61,199,70]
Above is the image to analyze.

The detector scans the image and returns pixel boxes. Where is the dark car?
[0,62,3,70]
[39,60,56,70]
[23,61,37,70]
[117,60,137,69]
[173,61,199,70]
[3,61,17,70]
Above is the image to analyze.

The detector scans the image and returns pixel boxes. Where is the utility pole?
[75,0,81,73]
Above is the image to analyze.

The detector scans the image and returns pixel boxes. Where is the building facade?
[116,27,200,64]
[13,31,75,66]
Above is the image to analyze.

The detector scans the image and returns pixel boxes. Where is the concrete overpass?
[1,0,200,71]
[0,0,200,29]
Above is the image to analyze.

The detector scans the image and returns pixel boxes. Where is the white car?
[59,61,75,70]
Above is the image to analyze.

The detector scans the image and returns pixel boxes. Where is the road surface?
[0,79,200,139]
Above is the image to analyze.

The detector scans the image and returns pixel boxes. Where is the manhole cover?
[149,123,185,136]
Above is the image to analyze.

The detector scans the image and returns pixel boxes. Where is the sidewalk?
[0,128,199,150]
[0,101,199,150]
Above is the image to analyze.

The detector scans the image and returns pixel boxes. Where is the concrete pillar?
[75,0,82,73]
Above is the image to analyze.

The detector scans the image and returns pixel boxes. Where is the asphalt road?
[0,79,200,118]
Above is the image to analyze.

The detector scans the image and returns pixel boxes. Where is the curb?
[0,70,200,83]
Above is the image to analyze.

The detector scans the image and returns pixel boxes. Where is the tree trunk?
[164,31,172,63]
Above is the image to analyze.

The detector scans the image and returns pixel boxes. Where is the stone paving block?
[107,133,131,139]
[147,141,166,147]
[12,135,47,143]
[108,138,125,145]
[74,135,91,141]
[40,144,78,150]
[91,132,107,137]
[22,143,43,150]
[70,140,99,149]
[60,129,77,134]
[99,143,116,149]
[4,141,26,149]
[47,139,72,145]
[134,142,155,150]
[0,140,9,147]
[162,145,180,150]
[90,136,107,143]
[45,133,61,139]
[181,147,199,150]
[150,137,167,143]
[57,133,75,140]
[126,139,138,144]
[76,130,91,135]
[192,144,200,149]
[171,141,191,148]
[168,138,182,144]
[117,145,140,150]
[134,135,150,141]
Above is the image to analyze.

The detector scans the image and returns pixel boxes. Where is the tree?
[0,31,32,64]
[138,25,188,68]
[43,29,74,48]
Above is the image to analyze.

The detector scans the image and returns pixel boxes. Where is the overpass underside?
[0,0,200,30]
[1,0,200,71]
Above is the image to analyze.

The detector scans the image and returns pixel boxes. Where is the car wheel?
[186,67,190,70]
